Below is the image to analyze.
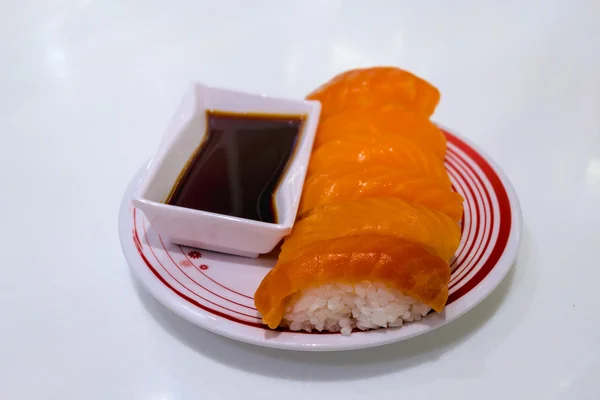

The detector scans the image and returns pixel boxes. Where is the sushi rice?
[282,281,431,336]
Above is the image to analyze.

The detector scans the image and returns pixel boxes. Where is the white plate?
[119,128,522,351]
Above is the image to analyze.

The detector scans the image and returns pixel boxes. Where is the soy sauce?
[166,111,304,223]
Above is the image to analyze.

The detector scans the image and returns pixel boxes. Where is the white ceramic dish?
[120,127,522,352]
[132,82,321,258]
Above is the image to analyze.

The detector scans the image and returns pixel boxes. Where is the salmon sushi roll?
[255,235,450,334]
[299,167,464,221]
[307,67,440,121]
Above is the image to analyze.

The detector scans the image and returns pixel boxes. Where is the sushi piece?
[254,66,462,335]
[313,105,447,160]
[280,197,461,262]
[254,235,450,333]
[298,166,464,221]
[306,133,452,187]
[307,67,440,121]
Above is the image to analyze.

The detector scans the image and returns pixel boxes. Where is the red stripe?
[445,159,475,268]
[133,232,267,329]
[157,235,257,311]
[446,151,488,286]
[445,158,481,272]
[444,162,472,270]
[177,244,254,300]
[446,150,495,291]
[135,209,261,320]
[445,131,512,304]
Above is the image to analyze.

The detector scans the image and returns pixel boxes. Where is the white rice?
[282,281,431,336]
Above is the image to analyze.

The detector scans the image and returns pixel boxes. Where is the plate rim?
[119,128,522,351]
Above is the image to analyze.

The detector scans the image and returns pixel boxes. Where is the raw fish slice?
[255,235,451,329]
[280,197,461,262]
[307,134,451,187]
[299,167,464,221]
[314,105,447,160]
[307,67,440,120]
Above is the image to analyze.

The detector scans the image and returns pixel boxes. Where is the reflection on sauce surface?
[166,111,304,223]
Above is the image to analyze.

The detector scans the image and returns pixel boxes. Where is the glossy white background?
[1,1,599,399]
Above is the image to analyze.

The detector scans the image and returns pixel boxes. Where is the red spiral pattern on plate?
[132,130,512,330]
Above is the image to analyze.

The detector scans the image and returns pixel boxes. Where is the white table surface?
[2,1,599,399]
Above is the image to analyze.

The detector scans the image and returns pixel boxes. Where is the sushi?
[307,67,440,121]
[254,235,450,333]
[280,197,461,262]
[254,66,463,335]
[313,105,447,160]
[298,167,464,221]
[306,133,452,187]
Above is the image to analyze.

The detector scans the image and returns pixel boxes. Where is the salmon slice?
[255,235,451,329]
[299,167,464,221]
[314,105,447,160]
[307,134,451,187]
[280,197,461,262]
[307,67,440,121]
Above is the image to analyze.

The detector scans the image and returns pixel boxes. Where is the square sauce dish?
[133,82,321,258]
